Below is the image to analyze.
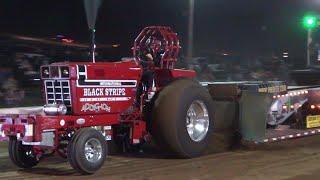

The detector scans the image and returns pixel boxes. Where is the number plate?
[307,115,320,128]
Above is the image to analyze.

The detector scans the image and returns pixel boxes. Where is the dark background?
[0,0,319,107]
[0,0,317,59]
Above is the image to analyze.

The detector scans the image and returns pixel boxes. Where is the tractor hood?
[41,59,142,115]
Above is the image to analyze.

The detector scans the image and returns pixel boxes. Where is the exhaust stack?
[83,0,103,63]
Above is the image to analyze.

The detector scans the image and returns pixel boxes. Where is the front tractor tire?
[8,137,39,169]
[67,128,107,175]
[151,79,214,158]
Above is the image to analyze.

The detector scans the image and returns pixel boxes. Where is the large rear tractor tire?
[151,79,214,158]
[8,137,39,169]
[67,128,107,175]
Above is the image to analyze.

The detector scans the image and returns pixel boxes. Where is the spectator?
[2,76,24,106]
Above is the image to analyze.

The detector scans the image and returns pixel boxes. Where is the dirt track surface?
[1,136,320,180]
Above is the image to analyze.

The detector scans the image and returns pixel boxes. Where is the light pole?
[187,0,195,61]
[307,29,312,67]
[303,15,317,67]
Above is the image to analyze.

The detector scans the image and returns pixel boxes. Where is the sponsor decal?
[100,81,122,86]
[80,97,131,102]
[81,103,111,112]
[258,85,287,93]
[78,80,137,87]
[83,88,126,97]
[307,115,320,128]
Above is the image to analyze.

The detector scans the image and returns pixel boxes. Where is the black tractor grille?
[44,80,72,107]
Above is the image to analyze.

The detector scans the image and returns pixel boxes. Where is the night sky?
[0,0,319,59]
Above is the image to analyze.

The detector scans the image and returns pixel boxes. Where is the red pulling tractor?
[0,27,214,174]
[2,26,320,175]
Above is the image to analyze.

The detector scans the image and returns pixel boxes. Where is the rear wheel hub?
[186,100,210,142]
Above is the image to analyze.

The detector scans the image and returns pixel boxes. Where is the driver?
[136,48,155,106]
[140,48,155,90]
